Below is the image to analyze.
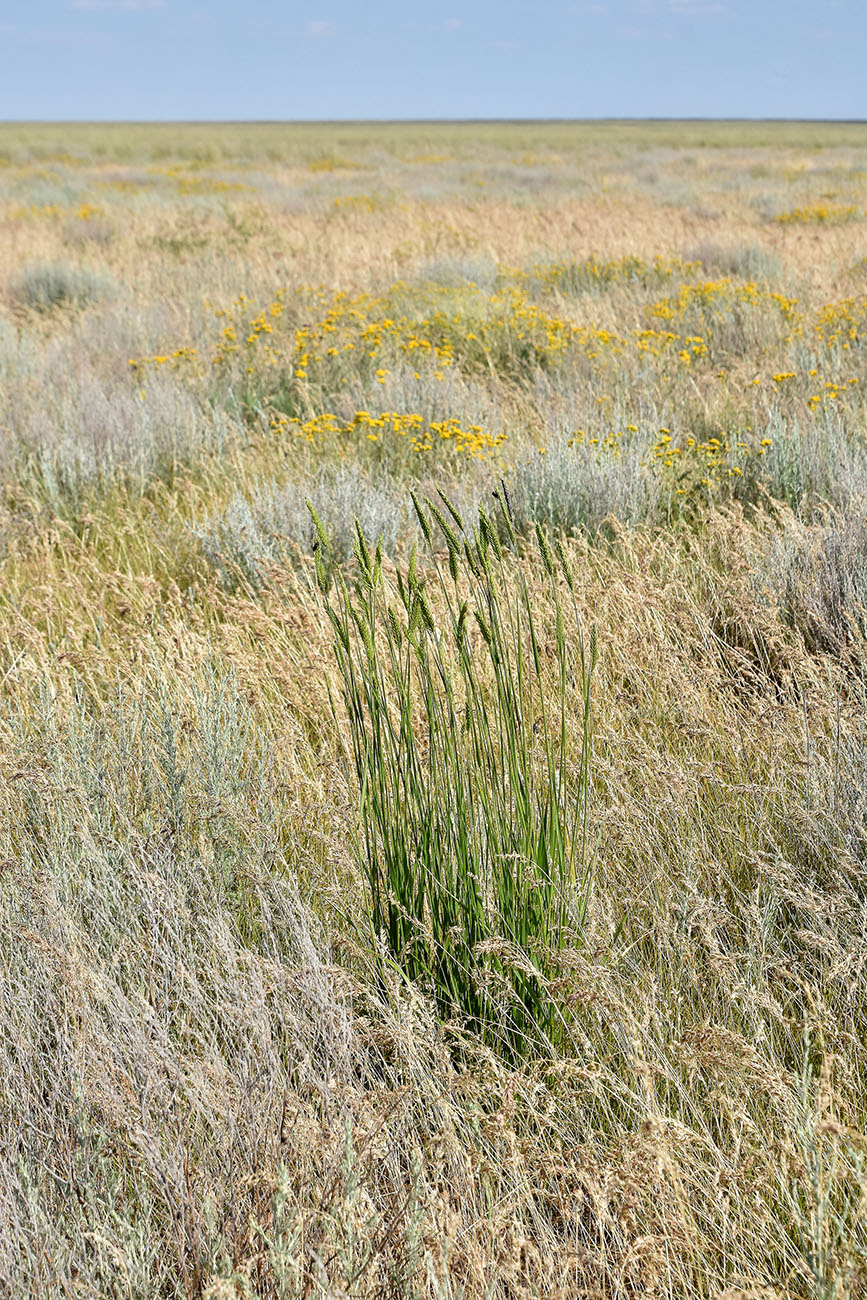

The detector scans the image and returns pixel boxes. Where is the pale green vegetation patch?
[6,260,114,314]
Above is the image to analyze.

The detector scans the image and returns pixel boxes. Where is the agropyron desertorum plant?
[310,487,596,1060]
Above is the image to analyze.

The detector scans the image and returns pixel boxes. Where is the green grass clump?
[313,488,595,1058]
[6,261,113,314]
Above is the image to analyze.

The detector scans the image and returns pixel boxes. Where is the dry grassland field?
[2,119,867,1299]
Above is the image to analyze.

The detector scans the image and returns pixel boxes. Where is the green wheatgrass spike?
[306,499,330,556]
[418,586,436,634]
[387,604,403,649]
[477,506,492,553]
[351,604,375,665]
[408,543,418,591]
[396,566,410,612]
[426,498,461,557]
[456,600,469,646]
[474,609,492,647]
[476,532,495,586]
[354,519,373,576]
[408,592,423,638]
[313,544,330,594]
[463,540,481,579]
[478,496,504,559]
[410,491,433,546]
[436,487,465,533]
[554,534,575,592]
[536,522,555,578]
[498,477,517,545]
[488,513,503,563]
[352,534,367,580]
[361,617,376,665]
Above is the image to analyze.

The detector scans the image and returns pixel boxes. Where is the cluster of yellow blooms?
[748,367,861,413]
[129,279,867,398]
[207,281,582,382]
[9,202,65,221]
[138,275,860,406]
[806,377,860,410]
[203,278,743,392]
[556,417,776,488]
[650,428,773,488]
[634,328,709,364]
[814,296,867,350]
[776,203,861,225]
[268,409,505,460]
[560,422,778,497]
[213,291,285,370]
[649,278,800,330]
[8,198,102,222]
[148,165,250,195]
[127,278,864,483]
[128,346,199,377]
[567,427,629,454]
[510,254,701,295]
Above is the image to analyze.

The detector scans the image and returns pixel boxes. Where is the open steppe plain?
[2,121,867,1298]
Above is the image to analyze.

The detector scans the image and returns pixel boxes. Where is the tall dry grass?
[1,122,867,1298]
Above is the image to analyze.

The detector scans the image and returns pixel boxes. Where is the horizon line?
[2,116,867,127]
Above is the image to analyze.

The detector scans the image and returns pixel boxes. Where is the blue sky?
[0,0,864,121]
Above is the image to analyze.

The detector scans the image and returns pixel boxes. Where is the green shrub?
[313,488,596,1059]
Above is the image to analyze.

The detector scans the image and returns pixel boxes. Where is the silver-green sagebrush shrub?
[506,429,660,538]
[200,463,412,590]
[7,261,114,314]
[312,487,596,1060]
[687,241,782,283]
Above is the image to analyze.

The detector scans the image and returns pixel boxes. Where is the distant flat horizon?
[2,118,866,127]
